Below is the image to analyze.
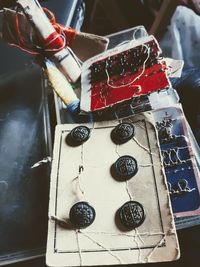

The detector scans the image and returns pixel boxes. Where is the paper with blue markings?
[154,105,200,217]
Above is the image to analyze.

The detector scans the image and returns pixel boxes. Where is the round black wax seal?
[118,201,145,229]
[69,202,95,229]
[111,155,138,180]
[67,126,90,146]
[111,123,135,144]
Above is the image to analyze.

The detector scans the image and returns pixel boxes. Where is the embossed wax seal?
[67,126,90,146]
[111,155,138,181]
[118,201,145,229]
[69,202,95,229]
[111,123,135,144]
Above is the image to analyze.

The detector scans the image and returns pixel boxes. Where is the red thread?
[11,6,77,55]
[90,63,170,112]
[43,8,77,48]
[44,31,64,49]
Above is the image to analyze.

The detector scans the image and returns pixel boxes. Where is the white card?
[46,112,179,266]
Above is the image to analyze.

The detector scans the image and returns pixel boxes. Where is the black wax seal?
[67,126,90,146]
[69,202,95,229]
[118,201,145,229]
[111,123,135,144]
[111,155,138,181]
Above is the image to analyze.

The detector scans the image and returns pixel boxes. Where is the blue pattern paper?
[154,106,200,217]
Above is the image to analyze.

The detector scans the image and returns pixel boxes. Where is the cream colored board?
[46,112,179,266]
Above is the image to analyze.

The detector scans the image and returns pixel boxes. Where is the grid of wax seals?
[52,119,165,253]
[89,39,159,84]
[156,109,200,213]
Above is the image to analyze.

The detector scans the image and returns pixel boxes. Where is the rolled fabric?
[2,8,109,62]
[17,0,81,82]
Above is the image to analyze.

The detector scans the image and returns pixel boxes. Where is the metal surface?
[0,66,51,264]
[0,0,85,265]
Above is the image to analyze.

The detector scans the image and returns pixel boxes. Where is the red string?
[43,7,77,48]
[11,6,77,55]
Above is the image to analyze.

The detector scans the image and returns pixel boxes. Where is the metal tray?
[0,65,52,265]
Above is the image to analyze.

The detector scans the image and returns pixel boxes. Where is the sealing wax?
[111,123,135,144]
[118,201,145,229]
[69,202,96,229]
[112,155,138,181]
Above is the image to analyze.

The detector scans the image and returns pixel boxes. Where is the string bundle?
[9,5,77,56]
